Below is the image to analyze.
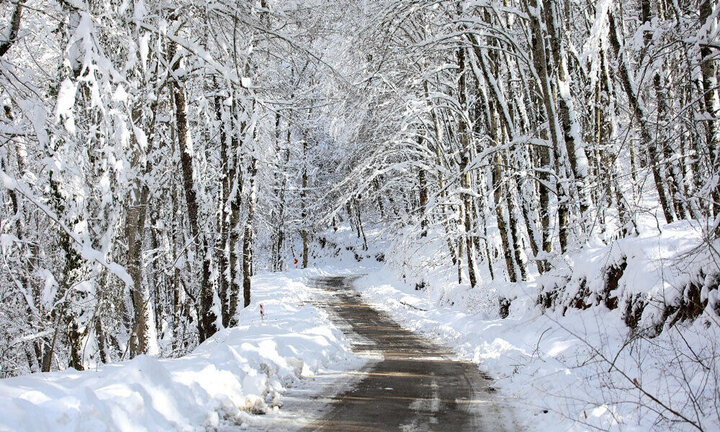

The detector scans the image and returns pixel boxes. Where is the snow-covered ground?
[2,220,717,432]
[0,271,363,432]
[347,221,720,432]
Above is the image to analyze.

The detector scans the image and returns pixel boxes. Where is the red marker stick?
[260,304,264,321]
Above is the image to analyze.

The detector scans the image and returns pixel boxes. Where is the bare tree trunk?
[469,34,524,280]
[424,80,457,266]
[125,175,150,356]
[536,146,552,270]
[95,316,108,364]
[597,46,637,237]
[301,135,309,268]
[516,160,543,274]
[0,0,26,57]
[543,0,591,218]
[227,98,243,326]
[456,46,478,288]
[243,154,257,308]
[608,9,675,225]
[168,40,216,342]
[213,87,231,327]
[170,165,183,352]
[493,149,517,282]
[272,121,291,272]
[502,150,527,281]
[351,199,367,250]
[418,156,429,238]
[699,0,720,224]
[641,1,687,221]
[525,0,571,253]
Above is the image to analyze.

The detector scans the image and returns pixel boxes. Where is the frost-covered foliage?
[1,1,720,430]
[0,0,362,376]
[326,0,720,292]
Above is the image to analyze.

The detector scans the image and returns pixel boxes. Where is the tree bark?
[543,0,591,218]
[418,157,428,238]
[228,98,243,326]
[699,0,720,224]
[243,154,257,308]
[469,33,525,280]
[301,134,309,268]
[0,0,26,57]
[607,9,675,225]
[213,87,231,327]
[525,0,571,253]
[272,118,291,272]
[456,46,478,288]
[168,40,216,342]
[424,80,457,266]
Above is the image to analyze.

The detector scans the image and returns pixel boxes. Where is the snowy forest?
[1,0,720,430]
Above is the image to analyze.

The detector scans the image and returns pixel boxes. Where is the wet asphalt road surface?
[302,276,514,432]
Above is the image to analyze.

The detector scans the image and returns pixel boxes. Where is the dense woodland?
[0,0,718,376]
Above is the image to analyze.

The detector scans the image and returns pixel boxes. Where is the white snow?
[0,271,362,432]
[55,78,77,134]
[338,221,720,432]
[2,219,717,432]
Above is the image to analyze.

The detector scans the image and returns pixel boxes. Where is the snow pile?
[0,271,361,432]
[352,220,720,432]
[537,220,719,330]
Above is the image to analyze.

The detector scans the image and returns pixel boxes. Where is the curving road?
[300,276,515,432]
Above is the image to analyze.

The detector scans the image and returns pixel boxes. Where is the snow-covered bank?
[351,220,720,432]
[0,271,363,432]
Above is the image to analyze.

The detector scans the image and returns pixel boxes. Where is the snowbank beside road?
[353,220,720,432]
[0,271,362,432]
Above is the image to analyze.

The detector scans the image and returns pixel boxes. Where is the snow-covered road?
[242,276,516,431]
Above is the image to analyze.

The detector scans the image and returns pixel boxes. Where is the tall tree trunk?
[543,0,591,218]
[493,149,517,283]
[641,1,687,221]
[456,46,478,288]
[597,46,637,237]
[353,199,369,250]
[272,121,291,272]
[243,154,257,308]
[124,73,160,356]
[469,33,525,280]
[213,87,231,327]
[301,134,309,268]
[607,9,675,225]
[418,148,429,238]
[424,80,457,266]
[125,163,150,356]
[228,97,243,326]
[699,0,720,225]
[502,150,527,281]
[525,0,571,253]
[168,40,216,342]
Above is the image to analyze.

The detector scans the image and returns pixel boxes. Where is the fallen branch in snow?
[546,314,706,432]
[400,300,427,311]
